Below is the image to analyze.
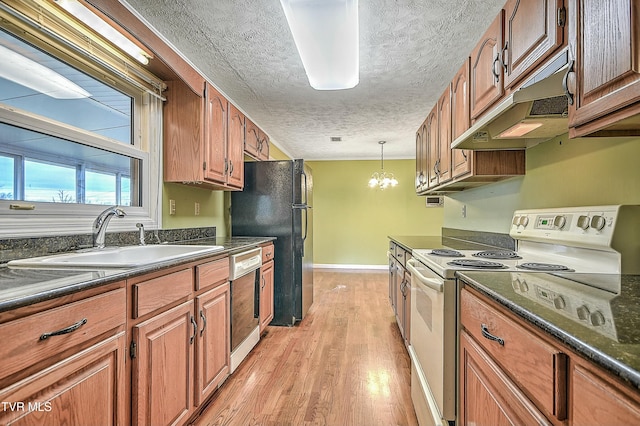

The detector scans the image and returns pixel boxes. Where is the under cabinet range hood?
[452,51,571,150]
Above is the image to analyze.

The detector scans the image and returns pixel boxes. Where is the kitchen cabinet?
[129,256,231,426]
[388,241,411,347]
[451,59,472,179]
[432,86,452,187]
[459,282,640,426]
[571,362,640,425]
[194,258,230,406]
[227,104,246,189]
[164,80,244,190]
[567,0,640,138]
[502,0,566,90]
[415,120,428,193]
[245,118,270,161]
[460,330,551,426]
[0,284,126,425]
[470,10,505,121]
[132,300,195,426]
[416,58,525,195]
[260,260,275,333]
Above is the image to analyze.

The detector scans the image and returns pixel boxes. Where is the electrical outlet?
[462,204,467,218]
[169,199,176,215]
[195,202,200,216]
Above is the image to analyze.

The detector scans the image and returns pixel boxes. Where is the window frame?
[0,1,163,238]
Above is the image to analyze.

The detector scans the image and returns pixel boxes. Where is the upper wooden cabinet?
[416,58,525,195]
[164,80,244,190]
[245,118,270,161]
[470,10,505,120]
[567,0,640,138]
[451,59,472,180]
[502,0,566,89]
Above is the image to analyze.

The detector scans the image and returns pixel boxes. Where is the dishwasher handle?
[406,259,444,293]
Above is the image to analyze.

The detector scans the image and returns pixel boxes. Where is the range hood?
[452,51,570,150]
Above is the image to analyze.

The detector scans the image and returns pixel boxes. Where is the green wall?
[307,159,444,266]
[444,135,640,233]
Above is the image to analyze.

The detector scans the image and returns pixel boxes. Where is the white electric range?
[406,205,640,426]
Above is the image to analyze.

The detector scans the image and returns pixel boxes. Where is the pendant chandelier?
[368,141,398,190]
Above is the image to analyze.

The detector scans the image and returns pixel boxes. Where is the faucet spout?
[93,206,126,249]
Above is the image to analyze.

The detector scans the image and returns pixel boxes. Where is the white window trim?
[0,1,165,239]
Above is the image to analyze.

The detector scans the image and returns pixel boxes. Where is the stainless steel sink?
[7,245,225,269]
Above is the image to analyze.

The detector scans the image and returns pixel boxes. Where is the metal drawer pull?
[481,324,505,346]
[39,318,87,341]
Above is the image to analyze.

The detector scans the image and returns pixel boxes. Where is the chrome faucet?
[93,206,126,249]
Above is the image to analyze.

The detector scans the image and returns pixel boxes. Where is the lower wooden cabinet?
[459,330,551,426]
[132,300,195,426]
[260,259,275,333]
[459,283,640,426]
[0,332,126,425]
[195,283,230,406]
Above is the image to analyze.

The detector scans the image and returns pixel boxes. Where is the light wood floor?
[194,269,418,426]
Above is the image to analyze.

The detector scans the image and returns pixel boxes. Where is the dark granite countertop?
[0,236,275,314]
[457,271,640,390]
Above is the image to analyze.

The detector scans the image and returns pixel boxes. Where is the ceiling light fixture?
[279,0,359,90]
[54,0,152,65]
[368,141,398,190]
[0,45,91,99]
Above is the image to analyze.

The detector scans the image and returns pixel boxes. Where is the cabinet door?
[258,130,270,160]
[0,333,126,426]
[436,86,452,185]
[568,0,640,135]
[244,118,261,158]
[388,258,397,311]
[402,269,411,347]
[195,283,230,406]
[571,363,640,425]
[204,83,228,184]
[227,104,245,189]
[132,301,194,426]
[451,59,472,179]
[470,10,505,120]
[395,266,405,336]
[503,0,565,89]
[260,260,275,332]
[415,124,425,193]
[459,331,552,426]
[426,106,439,188]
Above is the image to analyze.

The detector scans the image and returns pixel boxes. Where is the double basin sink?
[8,244,225,269]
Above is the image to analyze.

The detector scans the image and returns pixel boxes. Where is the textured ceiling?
[123,0,505,160]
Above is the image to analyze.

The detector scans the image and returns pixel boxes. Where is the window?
[0,2,163,237]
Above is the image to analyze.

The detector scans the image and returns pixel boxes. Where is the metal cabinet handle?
[501,41,509,73]
[262,276,266,290]
[228,161,234,176]
[190,315,197,344]
[39,318,87,341]
[199,310,207,337]
[492,53,501,83]
[562,59,575,106]
[481,323,505,346]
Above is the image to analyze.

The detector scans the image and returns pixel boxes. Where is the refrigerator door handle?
[292,203,309,257]
[300,167,308,205]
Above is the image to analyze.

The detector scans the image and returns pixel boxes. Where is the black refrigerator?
[231,159,313,326]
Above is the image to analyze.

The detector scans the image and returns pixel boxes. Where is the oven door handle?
[407,259,444,293]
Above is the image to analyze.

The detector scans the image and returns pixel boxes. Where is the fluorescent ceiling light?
[0,45,91,99]
[498,122,544,138]
[55,0,151,65]
[280,0,359,90]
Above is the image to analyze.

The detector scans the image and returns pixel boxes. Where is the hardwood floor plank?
[194,269,417,426]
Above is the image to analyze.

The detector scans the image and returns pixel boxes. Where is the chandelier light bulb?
[368,141,398,190]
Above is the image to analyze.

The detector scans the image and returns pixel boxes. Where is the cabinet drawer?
[394,246,406,267]
[196,258,229,291]
[460,288,567,419]
[0,288,125,381]
[133,268,193,318]
[261,243,274,264]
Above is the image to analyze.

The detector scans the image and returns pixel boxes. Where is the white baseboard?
[313,264,388,270]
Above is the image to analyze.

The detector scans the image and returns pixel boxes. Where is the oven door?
[407,258,456,425]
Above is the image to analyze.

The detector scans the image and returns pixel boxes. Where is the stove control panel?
[511,273,617,340]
